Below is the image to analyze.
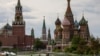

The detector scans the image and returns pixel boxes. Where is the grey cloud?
[0,10,10,23]
[85,9,100,15]
[23,6,32,12]
[24,15,37,19]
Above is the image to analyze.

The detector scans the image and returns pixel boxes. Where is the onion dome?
[55,17,61,25]
[62,18,70,26]
[0,23,12,35]
[79,16,87,25]
[2,23,12,30]
[74,20,79,28]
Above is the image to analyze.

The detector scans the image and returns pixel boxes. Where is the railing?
[16,52,100,56]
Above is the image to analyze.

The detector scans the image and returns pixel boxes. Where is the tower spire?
[68,0,70,6]
[13,0,24,25]
[65,0,72,16]
[42,16,47,40]
[48,28,51,45]
[64,0,74,25]
[17,0,21,6]
[43,16,46,29]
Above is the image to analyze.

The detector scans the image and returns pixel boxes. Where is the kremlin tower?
[42,16,47,41]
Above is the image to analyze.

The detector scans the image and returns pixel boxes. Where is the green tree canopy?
[34,38,46,51]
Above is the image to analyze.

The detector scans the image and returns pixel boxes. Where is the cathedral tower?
[79,15,90,41]
[65,0,74,39]
[65,0,74,25]
[54,16,63,44]
[62,17,71,44]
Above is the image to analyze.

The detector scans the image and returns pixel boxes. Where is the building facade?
[0,0,34,50]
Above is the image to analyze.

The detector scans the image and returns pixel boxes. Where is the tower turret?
[13,0,25,25]
[79,15,90,41]
[48,28,51,45]
[65,0,74,25]
[79,15,87,25]
[55,16,61,25]
[42,16,47,40]
[54,16,63,49]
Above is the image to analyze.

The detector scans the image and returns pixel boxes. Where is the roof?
[74,20,79,28]
[55,17,61,25]
[2,23,12,30]
[79,16,87,25]
[65,0,73,17]
[62,17,70,26]
[17,0,21,7]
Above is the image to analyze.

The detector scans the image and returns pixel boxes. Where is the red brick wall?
[0,35,18,46]
[12,25,25,36]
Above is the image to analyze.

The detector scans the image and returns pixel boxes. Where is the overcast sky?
[0,0,100,38]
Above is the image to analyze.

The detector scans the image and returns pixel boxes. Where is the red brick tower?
[54,16,63,43]
[79,15,90,41]
[54,16,63,49]
[65,0,74,40]
[62,17,71,44]
[12,0,25,48]
[42,16,47,40]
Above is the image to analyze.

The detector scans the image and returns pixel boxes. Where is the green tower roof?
[79,15,87,25]
[74,20,79,29]
[43,17,46,29]
[17,0,21,6]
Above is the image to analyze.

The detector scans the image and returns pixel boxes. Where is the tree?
[33,38,46,51]
[71,35,81,51]
[77,38,87,54]
[65,35,88,54]
[64,35,81,53]
[90,37,100,55]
